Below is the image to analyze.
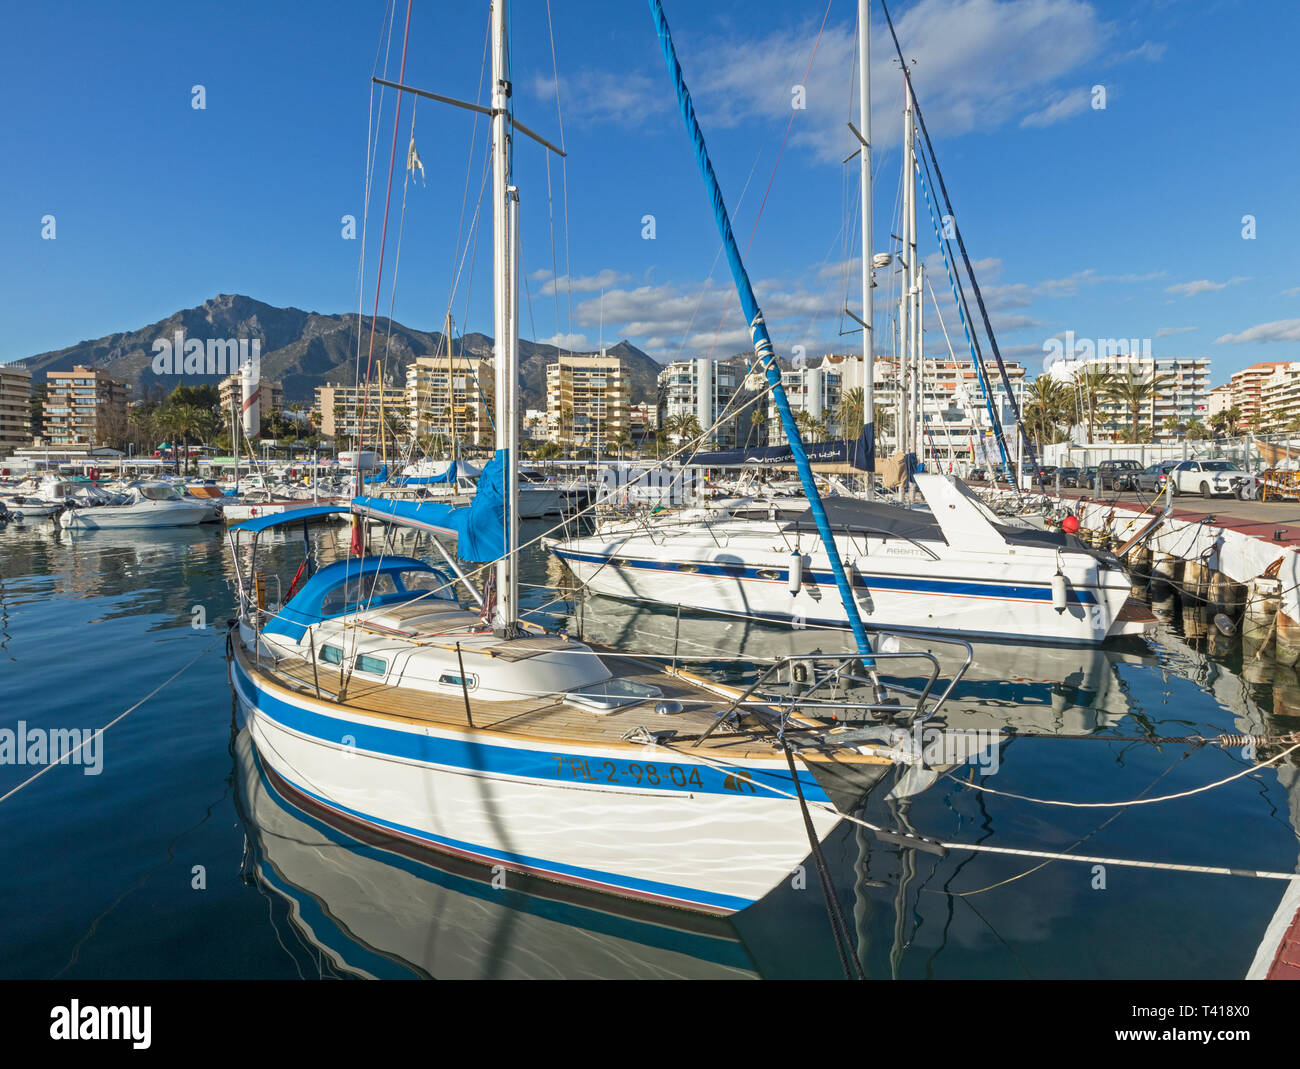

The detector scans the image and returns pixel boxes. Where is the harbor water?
[1,516,1298,979]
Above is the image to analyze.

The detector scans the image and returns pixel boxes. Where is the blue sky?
[2,0,1298,384]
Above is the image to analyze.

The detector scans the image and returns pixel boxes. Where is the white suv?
[1168,459,1248,498]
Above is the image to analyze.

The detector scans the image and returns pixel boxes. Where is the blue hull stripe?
[555,548,1101,606]
[233,660,830,913]
[232,659,826,803]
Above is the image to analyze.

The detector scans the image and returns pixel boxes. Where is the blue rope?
[916,161,1012,473]
[648,0,873,661]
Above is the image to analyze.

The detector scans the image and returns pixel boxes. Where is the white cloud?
[1213,319,1300,345]
[1020,87,1093,129]
[537,269,627,297]
[1282,286,1300,297]
[1154,325,1198,338]
[544,0,1123,162]
[539,332,592,351]
[1166,277,1248,297]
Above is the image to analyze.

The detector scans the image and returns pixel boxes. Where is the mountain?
[10,294,668,412]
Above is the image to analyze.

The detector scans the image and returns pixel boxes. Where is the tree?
[1183,418,1209,440]
[749,406,767,447]
[1161,415,1185,438]
[836,387,865,439]
[1023,376,1072,448]
[1106,369,1173,444]
[1072,367,1113,442]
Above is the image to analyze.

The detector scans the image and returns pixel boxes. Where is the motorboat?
[550,473,1155,645]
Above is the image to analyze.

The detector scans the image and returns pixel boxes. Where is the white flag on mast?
[407,137,426,184]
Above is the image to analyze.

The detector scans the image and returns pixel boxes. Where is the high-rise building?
[1257,363,1300,433]
[43,366,130,448]
[406,354,493,449]
[1226,361,1290,429]
[657,358,739,448]
[873,356,1025,463]
[1054,353,1210,441]
[315,382,407,446]
[0,363,32,456]
[761,364,842,445]
[546,354,629,454]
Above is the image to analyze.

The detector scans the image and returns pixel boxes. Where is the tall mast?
[446,310,456,464]
[903,74,916,459]
[491,0,518,633]
[858,0,874,498]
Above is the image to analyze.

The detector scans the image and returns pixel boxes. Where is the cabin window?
[355,654,387,676]
[320,645,343,666]
[438,672,476,690]
[321,574,399,616]
[400,570,446,593]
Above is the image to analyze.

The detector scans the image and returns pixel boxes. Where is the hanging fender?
[1051,571,1067,613]
[788,551,803,594]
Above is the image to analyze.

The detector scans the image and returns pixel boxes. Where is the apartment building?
[1055,353,1210,441]
[762,364,843,445]
[657,358,739,448]
[546,354,629,454]
[1257,363,1300,432]
[406,354,493,449]
[0,363,32,456]
[315,382,407,446]
[1225,361,1290,429]
[43,366,130,448]
[873,356,1026,462]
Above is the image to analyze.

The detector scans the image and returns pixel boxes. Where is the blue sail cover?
[390,461,456,486]
[351,452,505,562]
[689,429,873,470]
[363,464,389,484]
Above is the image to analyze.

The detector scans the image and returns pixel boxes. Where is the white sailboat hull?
[230,653,840,915]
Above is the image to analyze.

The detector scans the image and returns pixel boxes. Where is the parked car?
[1133,460,1180,494]
[1078,465,1100,490]
[1096,459,1143,491]
[1168,459,1249,498]
[1030,465,1058,487]
[1057,466,1081,487]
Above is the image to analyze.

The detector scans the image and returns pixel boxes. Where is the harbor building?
[315,381,407,447]
[657,358,740,448]
[406,353,493,449]
[43,366,130,449]
[546,353,629,455]
[0,363,32,456]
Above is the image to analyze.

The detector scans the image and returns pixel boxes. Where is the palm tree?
[1183,418,1209,440]
[1023,376,1072,448]
[836,387,865,440]
[1072,367,1113,442]
[1161,415,1185,439]
[1106,369,1173,445]
[749,407,767,447]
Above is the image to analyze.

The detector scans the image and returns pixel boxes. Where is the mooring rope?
[658,739,1300,883]
[0,635,224,806]
[947,738,1300,809]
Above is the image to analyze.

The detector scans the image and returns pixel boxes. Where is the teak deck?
[234,640,891,771]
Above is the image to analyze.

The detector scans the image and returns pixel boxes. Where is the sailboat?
[550,0,1155,648]
[224,0,961,916]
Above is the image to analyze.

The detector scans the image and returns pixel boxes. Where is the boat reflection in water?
[233,728,760,979]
